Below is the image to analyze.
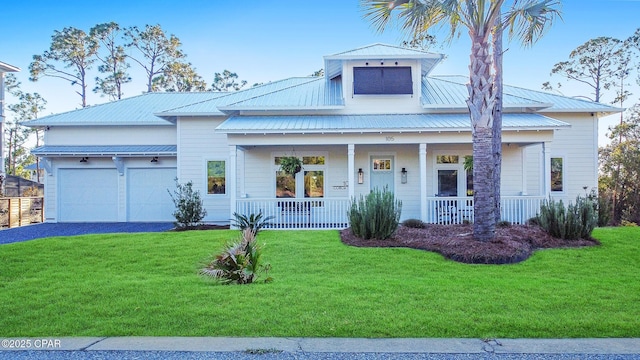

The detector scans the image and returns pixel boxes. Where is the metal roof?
[324,43,444,79]
[159,78,338,116]
[218,77,344,111]
[24,93,227,127]
[31,145,177,156]
[22,44,621,129]
[428,76,621,114]
[216,114,570,134]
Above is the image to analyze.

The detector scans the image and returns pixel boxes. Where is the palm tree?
[361,0,561,242]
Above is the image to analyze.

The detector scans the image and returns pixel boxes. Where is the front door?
[370,156,394,192]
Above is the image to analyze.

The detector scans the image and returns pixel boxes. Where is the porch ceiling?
[216,113,570,134]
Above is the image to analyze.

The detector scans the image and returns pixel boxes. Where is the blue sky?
[1,0,639,142]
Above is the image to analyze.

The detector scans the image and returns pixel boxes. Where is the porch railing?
[426,196,545,225]
[236,196,544,229]
[236,198,350,229]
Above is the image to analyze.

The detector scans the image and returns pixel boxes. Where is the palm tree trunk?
[492,8,503,225]
[467,33,496,242]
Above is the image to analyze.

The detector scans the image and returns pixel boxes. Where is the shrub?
[201,229,271,284]
[348,187,402,240]
[168,179,207,229]
[588,189,612,227]
[402,218,425,229]
[232,211,274,235]
[537,195,597,240]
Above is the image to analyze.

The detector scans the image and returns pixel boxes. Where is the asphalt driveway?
[0,223,175,245]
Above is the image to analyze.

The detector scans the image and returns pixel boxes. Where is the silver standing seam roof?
[31,145,177,157]
[23,44,622,132]
[216,113,570,134]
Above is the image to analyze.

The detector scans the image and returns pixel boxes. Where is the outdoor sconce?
[80,157,88,163]
[358,168,364,184]
[401,167,407,184]
[150,156,159,163]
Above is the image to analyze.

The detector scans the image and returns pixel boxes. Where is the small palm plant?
[232,211,274,235]
[200,228,272,284]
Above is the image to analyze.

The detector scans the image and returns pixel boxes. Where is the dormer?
[323,44,444,113]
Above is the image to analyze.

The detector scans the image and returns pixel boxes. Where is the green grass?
[1,227,638,338]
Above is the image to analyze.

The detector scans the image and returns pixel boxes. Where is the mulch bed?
[169,224,230,231]
[340,224,600,264]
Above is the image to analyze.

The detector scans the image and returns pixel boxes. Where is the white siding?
[45,126,176,146]
[341,60,424,114]
[177,116,231,224]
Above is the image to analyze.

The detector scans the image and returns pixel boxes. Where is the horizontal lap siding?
[178,117,231,223]
[549,114,598,197]
[46,126,175,145]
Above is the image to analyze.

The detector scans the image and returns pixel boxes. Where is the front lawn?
[0,227,638,338]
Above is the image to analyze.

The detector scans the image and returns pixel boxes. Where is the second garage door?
[127,168,177,221]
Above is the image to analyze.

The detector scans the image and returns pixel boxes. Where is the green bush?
[537,195,597,240]
[232,211,274,235]
[348,187,402,240]
[588,189,612,227]
[402,218,425,229]
[201,229,271,285]
[168,179,207,229]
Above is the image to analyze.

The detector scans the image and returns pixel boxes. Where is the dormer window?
[353,66,413,95]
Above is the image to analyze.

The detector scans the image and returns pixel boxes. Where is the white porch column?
[520,146,528,195]
[419,143,427,222]
[229,145,238,226]
[542,142,551,197]
[348,144,355,200]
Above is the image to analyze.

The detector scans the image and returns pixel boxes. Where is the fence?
[0,197,45,229]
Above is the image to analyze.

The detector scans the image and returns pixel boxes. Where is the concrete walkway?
[1,337,639,354]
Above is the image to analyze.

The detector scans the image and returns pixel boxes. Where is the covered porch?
[218,113,568,229]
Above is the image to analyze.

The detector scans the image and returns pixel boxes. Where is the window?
[372,158,392,171]
[276,171,296,198]
[437,155,459,164]
[551,157,563,192]
[207,160,226,195]
[275,154,326,199]
[353,67,413,95]
[304,171,324,198]
[438,170,458,197]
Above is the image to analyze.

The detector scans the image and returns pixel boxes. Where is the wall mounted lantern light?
[401,167,408,184]
[358,168,364,184]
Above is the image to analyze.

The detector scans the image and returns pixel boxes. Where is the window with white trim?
[207,160,226,195]
[275,155,326,198]
[551,157,564,192]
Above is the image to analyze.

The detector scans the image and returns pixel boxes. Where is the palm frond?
[360,0,398,33]
[504,0,562,46]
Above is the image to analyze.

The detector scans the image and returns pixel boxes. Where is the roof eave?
[24,121,174,127]
[0,62,21,72]
[538,108,623,116]
[218,125,569,135]
[33,151,177,157]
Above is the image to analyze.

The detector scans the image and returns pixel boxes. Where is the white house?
[25,44,620,227]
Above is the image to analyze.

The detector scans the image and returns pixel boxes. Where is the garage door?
[59,169,119,222]
[127,168,177,221]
